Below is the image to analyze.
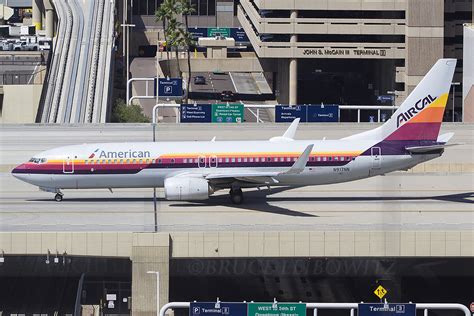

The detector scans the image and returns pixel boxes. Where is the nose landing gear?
[229,188,243,205]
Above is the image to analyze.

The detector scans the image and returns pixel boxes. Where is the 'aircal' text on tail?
[396,94,437,127]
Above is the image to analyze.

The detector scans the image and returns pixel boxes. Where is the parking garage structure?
[237,0,447,107]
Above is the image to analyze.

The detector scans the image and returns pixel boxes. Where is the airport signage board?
[230,28,250,43]
[377,95,394,102]
[247,303,306,316]
[189,27,208,39]
[212,103,244,123]
[208,27,231,37]
[358,304,415,316]
[190,302,247,316]
[188,27,249,42]
[275,105,307,123]
[156,78,183,98]
[301,48,388,58]
[180,104,212,123]
[307,105,339,122]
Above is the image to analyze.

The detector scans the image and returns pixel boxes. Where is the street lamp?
[387,90,398,114]
[147,270,160,316]
[451,82,461,122]
[121,23,136,91]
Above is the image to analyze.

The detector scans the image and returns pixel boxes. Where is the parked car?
[0,39,16,51]
[220,90,236,102]
[13,41,38,51]
[194,75,206,85]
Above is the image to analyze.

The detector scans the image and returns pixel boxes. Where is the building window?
[200,0,208,16]
[208,0,215,15]
[190,0,199,15]
[132,0,139,15]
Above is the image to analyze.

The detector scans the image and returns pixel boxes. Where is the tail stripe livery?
[343,59,456,143]
[386,93,450,141]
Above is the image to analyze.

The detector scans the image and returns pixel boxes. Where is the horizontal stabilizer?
[405,143,458,154]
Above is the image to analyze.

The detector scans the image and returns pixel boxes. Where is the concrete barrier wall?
[0,231,472,258]
[0,85,42,123]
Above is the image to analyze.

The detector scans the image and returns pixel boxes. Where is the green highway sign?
[208,27,231,37]
[212,103,244,123]
[248,303,306,316]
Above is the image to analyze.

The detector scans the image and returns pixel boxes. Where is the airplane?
[12,59,457,204]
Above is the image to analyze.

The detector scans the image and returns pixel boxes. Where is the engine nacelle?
[164,177,212,201]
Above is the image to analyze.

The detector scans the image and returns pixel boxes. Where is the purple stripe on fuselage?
[12,160,351,175]
[361,140,442,156]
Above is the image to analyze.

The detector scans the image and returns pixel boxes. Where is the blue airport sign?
[307,104,339,122]
[275,105,307,122]
[358,304,416,316]
[190,303,247,316]
[156,78,183,98]
[180,104,212,123]
[189,27,208,39]
[377,95,394,102]
[230,28,250,43]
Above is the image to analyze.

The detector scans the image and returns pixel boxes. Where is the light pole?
[451,82,460,122]
[387,90,398,115]
[121,23,136,91]
[147,271,160,316]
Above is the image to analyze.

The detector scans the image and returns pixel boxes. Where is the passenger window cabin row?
[82,156,354,165]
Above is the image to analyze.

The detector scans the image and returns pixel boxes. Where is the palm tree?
[179,29,196,103]
[167,17,183,77]
[177,0,196,103]
[155,0,175,75]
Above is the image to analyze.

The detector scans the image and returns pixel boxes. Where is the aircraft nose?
[11,163,29,181]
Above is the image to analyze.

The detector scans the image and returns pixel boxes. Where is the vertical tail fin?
[343,59,456,142]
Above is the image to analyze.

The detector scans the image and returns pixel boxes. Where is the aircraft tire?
[54,193,63,202]
[230,188,243,205]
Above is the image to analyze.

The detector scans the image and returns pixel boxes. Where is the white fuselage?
[12,139,439,192]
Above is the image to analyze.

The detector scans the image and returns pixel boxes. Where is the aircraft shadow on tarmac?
[29,191,473,218]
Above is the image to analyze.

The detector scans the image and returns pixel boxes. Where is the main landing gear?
[54,192,63,202]
[229,188,243,205]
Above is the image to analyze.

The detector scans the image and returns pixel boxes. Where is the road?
[1,123,472,232]
[1,170,472,232]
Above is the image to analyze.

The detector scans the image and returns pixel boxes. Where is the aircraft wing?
[205,144,314,185]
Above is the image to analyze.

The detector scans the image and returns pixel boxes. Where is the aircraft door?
[371,147,381,169]
[198,156,207,168]
[63,156,75,174]
[209,155,218,168]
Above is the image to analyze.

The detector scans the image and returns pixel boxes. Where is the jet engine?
[164,177,212,200]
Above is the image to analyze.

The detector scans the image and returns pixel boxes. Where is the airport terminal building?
[130,0,472,119]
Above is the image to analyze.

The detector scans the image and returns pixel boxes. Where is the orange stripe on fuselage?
[161,151,362,158]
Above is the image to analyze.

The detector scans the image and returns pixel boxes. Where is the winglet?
[269,118,300,142]
[281,144,314,175]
